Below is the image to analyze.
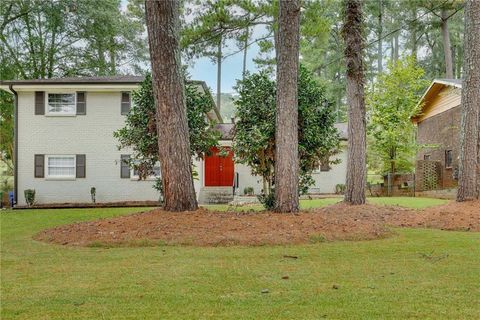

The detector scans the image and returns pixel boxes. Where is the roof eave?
[197,81,222,123]
[411,79,462,122]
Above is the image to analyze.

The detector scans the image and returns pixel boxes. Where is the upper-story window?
[121,92,131,115]
[47,93,76,115]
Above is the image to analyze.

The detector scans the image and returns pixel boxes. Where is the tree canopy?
[0,0,147,79]
[113,74,221,181]
[233,65,340,198]
[367,56,429,175]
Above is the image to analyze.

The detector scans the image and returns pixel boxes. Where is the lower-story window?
[132,162,161,180]
[46,155,76,179]
[445,150,453,168]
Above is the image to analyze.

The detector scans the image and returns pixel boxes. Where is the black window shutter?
[76,92,86,115]
[34,154,44,178]
[121,92,131,115]
[120,155,131,178]
[35,91,45,115]
[76,154,86,178]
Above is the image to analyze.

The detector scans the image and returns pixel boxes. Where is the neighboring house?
[1,76,348,207]
[411,79,462,190]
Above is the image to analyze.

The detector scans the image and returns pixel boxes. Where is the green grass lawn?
[1,200,479,319]
[367,196,449,209]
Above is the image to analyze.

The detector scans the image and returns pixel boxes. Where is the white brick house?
[1,76,347,207]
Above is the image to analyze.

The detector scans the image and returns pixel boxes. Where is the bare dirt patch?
[34,201,479,247]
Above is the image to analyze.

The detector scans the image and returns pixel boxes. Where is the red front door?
[204,147,234,186]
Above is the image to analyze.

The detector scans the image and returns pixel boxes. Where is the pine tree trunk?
[441,9,454,79]
[377,0,383,73]
[108,37,116,75]
[342,0,367,205]
[216,36,222,114]
[97,42,106,76]
[455,41,463,78]
[393,33,399,62]
[457,0,480,201]
[452,45,456,76]
[390,38,394,62]
[410,7,417,59]
[242,27,249,78]
[274,0,300,213]
[145,0,198,211]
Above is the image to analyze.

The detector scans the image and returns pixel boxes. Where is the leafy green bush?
[243,187,254,196]
[153,177,163,204]
[114,74,220,182]
[234,65,341,197]
[335,184,346,195]
[1,177,13,193]
[90,187,96,203]
[24,189,35,207]
[257,189,275,210]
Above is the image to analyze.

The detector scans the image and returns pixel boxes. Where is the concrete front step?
[198,187,234,204]
[231,195,259,205]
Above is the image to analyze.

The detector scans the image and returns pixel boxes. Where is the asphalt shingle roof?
[0,75,145,85]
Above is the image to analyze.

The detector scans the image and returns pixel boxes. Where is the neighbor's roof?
[412,78,462,123]
[0,76,223,122]
[215,123,234,140]
[433,78,462,88]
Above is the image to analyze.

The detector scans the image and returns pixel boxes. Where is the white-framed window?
[46,93,76,115]
[313,156,331,173]
[132,162,161,180]
[46,155,76,179]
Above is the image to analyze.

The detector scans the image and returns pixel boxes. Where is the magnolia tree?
[233,66,340,206]
[114,74,221,193]
[367,56,428,175]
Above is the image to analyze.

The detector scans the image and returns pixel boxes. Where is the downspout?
[9,84,18,207]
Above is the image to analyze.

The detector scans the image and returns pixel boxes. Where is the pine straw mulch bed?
[34,200,480,247]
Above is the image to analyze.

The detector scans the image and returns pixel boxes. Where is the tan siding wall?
[416,86,461,122]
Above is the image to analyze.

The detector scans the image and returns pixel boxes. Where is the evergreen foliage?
[114,74,221,180]
[233,65,340,198]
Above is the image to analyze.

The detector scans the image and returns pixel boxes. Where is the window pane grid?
[48,94,75,114]
[47,156,75,177]
[132,163,161,178]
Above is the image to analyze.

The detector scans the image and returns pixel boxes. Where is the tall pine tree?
[342,0,367,205]
[457,0,480,201]
[274,0,301,213]
[145,0,198,211]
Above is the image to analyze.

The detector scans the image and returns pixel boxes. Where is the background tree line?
[0,0,148,174]
[0,0,466,172]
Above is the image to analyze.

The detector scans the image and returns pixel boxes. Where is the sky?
[119,0,267,94]
[186,26,269,94]
[187,42,261,94]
